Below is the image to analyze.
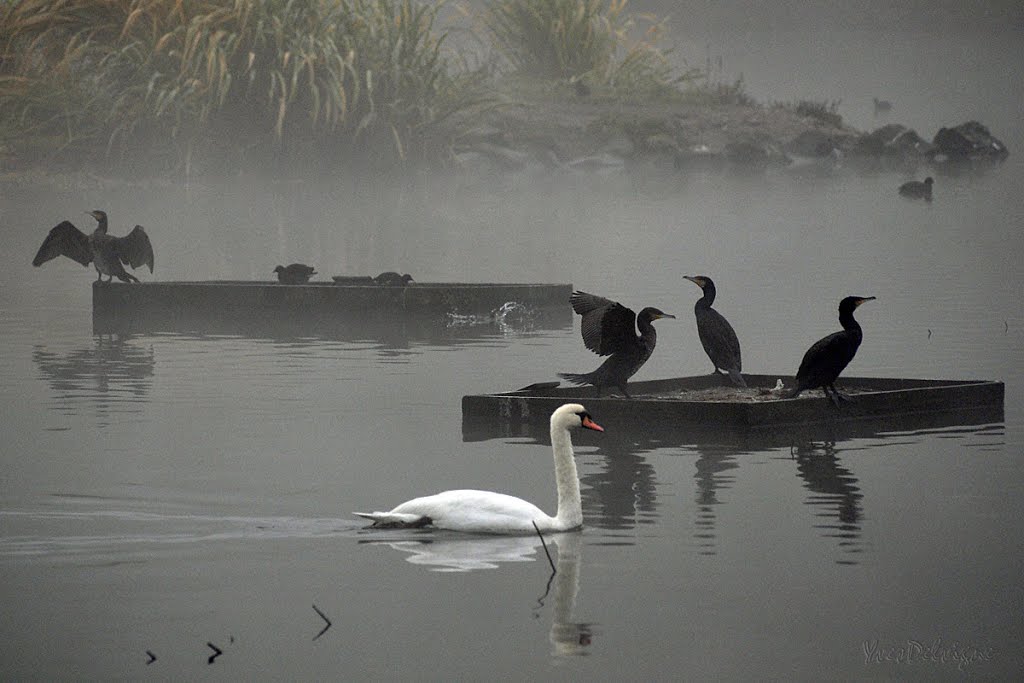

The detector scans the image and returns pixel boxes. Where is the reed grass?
[0,0,486,173]
[481,0,688,98]
[778,99,844,128]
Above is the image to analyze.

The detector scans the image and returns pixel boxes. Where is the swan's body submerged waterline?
[354,404,603,534]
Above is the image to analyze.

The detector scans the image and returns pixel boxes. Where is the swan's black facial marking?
[576,411,604,432]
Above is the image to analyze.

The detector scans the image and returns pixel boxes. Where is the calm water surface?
[2,27,1023,681]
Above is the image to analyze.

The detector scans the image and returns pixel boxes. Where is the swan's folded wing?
[116,225,154,272]
[33,221,92,267]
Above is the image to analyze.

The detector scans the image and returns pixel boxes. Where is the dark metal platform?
[462,374,1005,441]
[92,280,573,334]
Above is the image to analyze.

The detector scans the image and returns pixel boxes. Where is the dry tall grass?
[481,0,689,97]
[0,0,485,173]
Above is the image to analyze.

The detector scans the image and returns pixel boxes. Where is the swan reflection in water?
[360,532,593,656]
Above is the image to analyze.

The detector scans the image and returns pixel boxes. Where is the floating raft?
[92,280,573,333]
[462,374,1005,439]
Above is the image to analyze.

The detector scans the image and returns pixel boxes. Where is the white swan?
[354,403,604,534]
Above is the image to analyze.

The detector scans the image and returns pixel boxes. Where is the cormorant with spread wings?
[559,290,675,398]
[33,210,154,283]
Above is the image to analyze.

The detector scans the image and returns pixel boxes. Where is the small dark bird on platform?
[273,263,317,284]
[683,275,746,387]
[32,210,154,283]
[558,290,675,398]
[374,272,414,286]
[872,97,893,114]
[898,177,933,201]
[786,296,876,406]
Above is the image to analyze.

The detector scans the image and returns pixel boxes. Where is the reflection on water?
[790,441,865,565]
[581,442,658,534]
[32,335,154,422]
[463,410,1004,563]
[545,534,592,658]
[692,445,740,556]
[0,507,351,558]
[358,532,543,573]
[357,532,593,657]
[93,303,570,349]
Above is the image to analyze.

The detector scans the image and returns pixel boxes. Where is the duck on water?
[898,177,933,201]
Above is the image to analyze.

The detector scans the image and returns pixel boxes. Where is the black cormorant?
[558,290,675,398]
[898,177,933,201]
[274,263,317,284]
[33,210,154,283]
[684,275,745,387]
[374,272,413,286]
[786,296,876,406]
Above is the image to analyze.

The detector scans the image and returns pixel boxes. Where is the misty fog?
[2,1,1022,679]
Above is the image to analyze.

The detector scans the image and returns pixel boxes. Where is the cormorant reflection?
[791,440,864,564]
[580,439,658,532]
[33,335,154,418]
[691,444,740,556]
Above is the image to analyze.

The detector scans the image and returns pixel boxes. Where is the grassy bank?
[0,0,763,178]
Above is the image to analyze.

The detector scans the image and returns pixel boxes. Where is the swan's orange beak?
[582,416,604,432]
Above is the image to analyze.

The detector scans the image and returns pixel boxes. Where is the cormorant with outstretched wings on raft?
[33,210,154,283]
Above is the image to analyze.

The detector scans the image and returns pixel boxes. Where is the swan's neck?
[551,425,583,529]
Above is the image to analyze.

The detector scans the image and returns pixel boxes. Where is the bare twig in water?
[206,642,223,664]
[532,521,556,574]
[532,521,558,609]
[145,650,157,665]
[312,604,332,640]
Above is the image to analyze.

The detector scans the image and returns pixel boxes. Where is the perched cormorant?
[273,263,317,284]
[898,177,933,201]
[786,296,876,406]
[683,275,746,387]
[374,272,413,286]
[32,210,153,283]
[558,290,675,398]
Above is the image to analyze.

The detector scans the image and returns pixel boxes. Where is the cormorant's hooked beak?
[855,296,877,307]
[657,313,677,320]
[581,416,604,432]
[683,275,705,288]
